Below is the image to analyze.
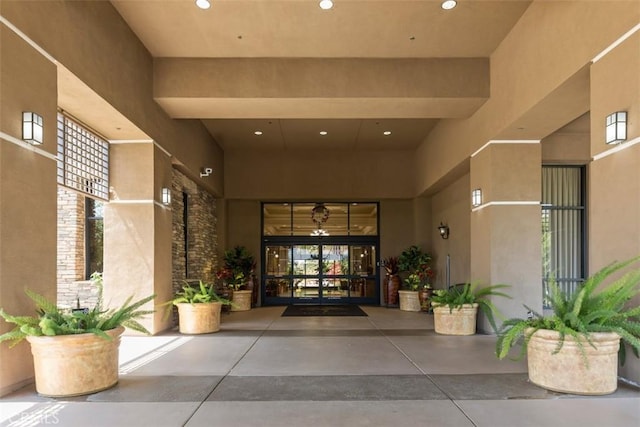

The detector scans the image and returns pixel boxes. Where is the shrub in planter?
[166,281,232,334]
[0,288,155,397]
[496,257,640,395]
[430,283,510,335]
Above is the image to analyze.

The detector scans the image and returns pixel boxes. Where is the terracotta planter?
[527,329,621,395]
[26,326,124,397]
[398,290,421,312]
[433,303,478,335]
[418,288,433,312]
[386,274,401,306]
[176,302,222,334]
[231,289,252,311]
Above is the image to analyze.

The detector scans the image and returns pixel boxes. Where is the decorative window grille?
[541,166,586,307]
[57,113,109,200]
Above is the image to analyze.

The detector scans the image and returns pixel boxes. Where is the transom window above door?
[262,202,378,236]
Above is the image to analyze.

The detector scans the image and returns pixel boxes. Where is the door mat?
[281,305,368,317]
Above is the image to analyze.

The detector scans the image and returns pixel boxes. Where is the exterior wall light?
[162,188,171,205]
[472,188,482,207]
[438,222,450,240]
[23,112,44,145]
[605,111,627,144]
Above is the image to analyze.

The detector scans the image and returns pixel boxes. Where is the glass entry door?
[263,242,378,305]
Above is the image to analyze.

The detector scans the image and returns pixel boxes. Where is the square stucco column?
[104,142,173,334]
[589,31,640,383]
[470,141,542,332]
[0,25,58,395]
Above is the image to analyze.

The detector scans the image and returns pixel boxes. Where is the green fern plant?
[431,283,511,333]
[168,280,232,305]
[0,288,155,348]
[496,257,640,365]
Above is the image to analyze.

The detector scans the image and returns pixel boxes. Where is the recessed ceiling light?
[319,131,328,136]
[254,130,263,135]
[383,131,392,136]
[441,0,457,10]
[319,0,333,10]
[195,0,211,10]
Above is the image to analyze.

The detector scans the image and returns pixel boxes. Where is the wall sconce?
[162,187,171,205]
[438,223,450,240]
[605,111,627,144]
[471,188,482,207]
[22,112,44,145]
[200,167,213,177]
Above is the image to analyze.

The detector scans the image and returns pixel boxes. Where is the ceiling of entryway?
[109,0,532,150]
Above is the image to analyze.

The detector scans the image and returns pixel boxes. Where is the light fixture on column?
[471,188,482,207]
[162,188,171,205]
[200,167,213,177]
[605,111,627,144]
[22,112,44,145]
[438,223,450,240]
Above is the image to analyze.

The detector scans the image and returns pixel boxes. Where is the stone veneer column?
[171,169,218,294]
[103,142,173,334]
[56,187,85,307]
[470,141,542,332]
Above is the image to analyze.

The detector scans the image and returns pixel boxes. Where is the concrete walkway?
[1,306,639,426]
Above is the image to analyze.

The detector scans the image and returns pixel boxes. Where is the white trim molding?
[0,16,57,64]
[592,136,640,162]
[471,139,540,158]
[592,22,640,64]
[472,200,540,213]
[0,131,58,161]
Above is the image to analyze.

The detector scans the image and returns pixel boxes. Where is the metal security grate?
[57,113,109,200]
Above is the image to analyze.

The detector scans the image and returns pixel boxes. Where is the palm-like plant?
[496,257,640,364]
[431,283,510,333]
[0,288,155,347]
[169,280,231,305]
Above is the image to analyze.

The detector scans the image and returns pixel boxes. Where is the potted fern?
[430,283,510,335]
[0,285,155,397]
[496,257,640,395]
[166,280,231,334]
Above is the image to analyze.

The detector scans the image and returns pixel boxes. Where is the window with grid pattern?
[57,113,109,200]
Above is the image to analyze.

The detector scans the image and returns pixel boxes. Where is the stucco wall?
[0,25,58,396]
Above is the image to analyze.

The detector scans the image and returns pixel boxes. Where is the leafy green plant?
[431,283,510,333]
[397,245,431,274]
[404,273,422,291]
[218,246,255,290]
[168,281,231,305]
[0,288,155,347]
[496,257,640,365]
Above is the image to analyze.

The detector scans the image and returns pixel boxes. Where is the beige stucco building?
[1,0,639,396]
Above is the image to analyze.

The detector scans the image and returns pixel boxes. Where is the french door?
[262,240,378,305]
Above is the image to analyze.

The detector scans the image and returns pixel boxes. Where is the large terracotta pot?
[231,289,252,311]
[433,303,478,335]
[386,274,401,306]
[26,326,124,397]
[398,290,421,312]
[176,302,222,334]
[527,329,621,395]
